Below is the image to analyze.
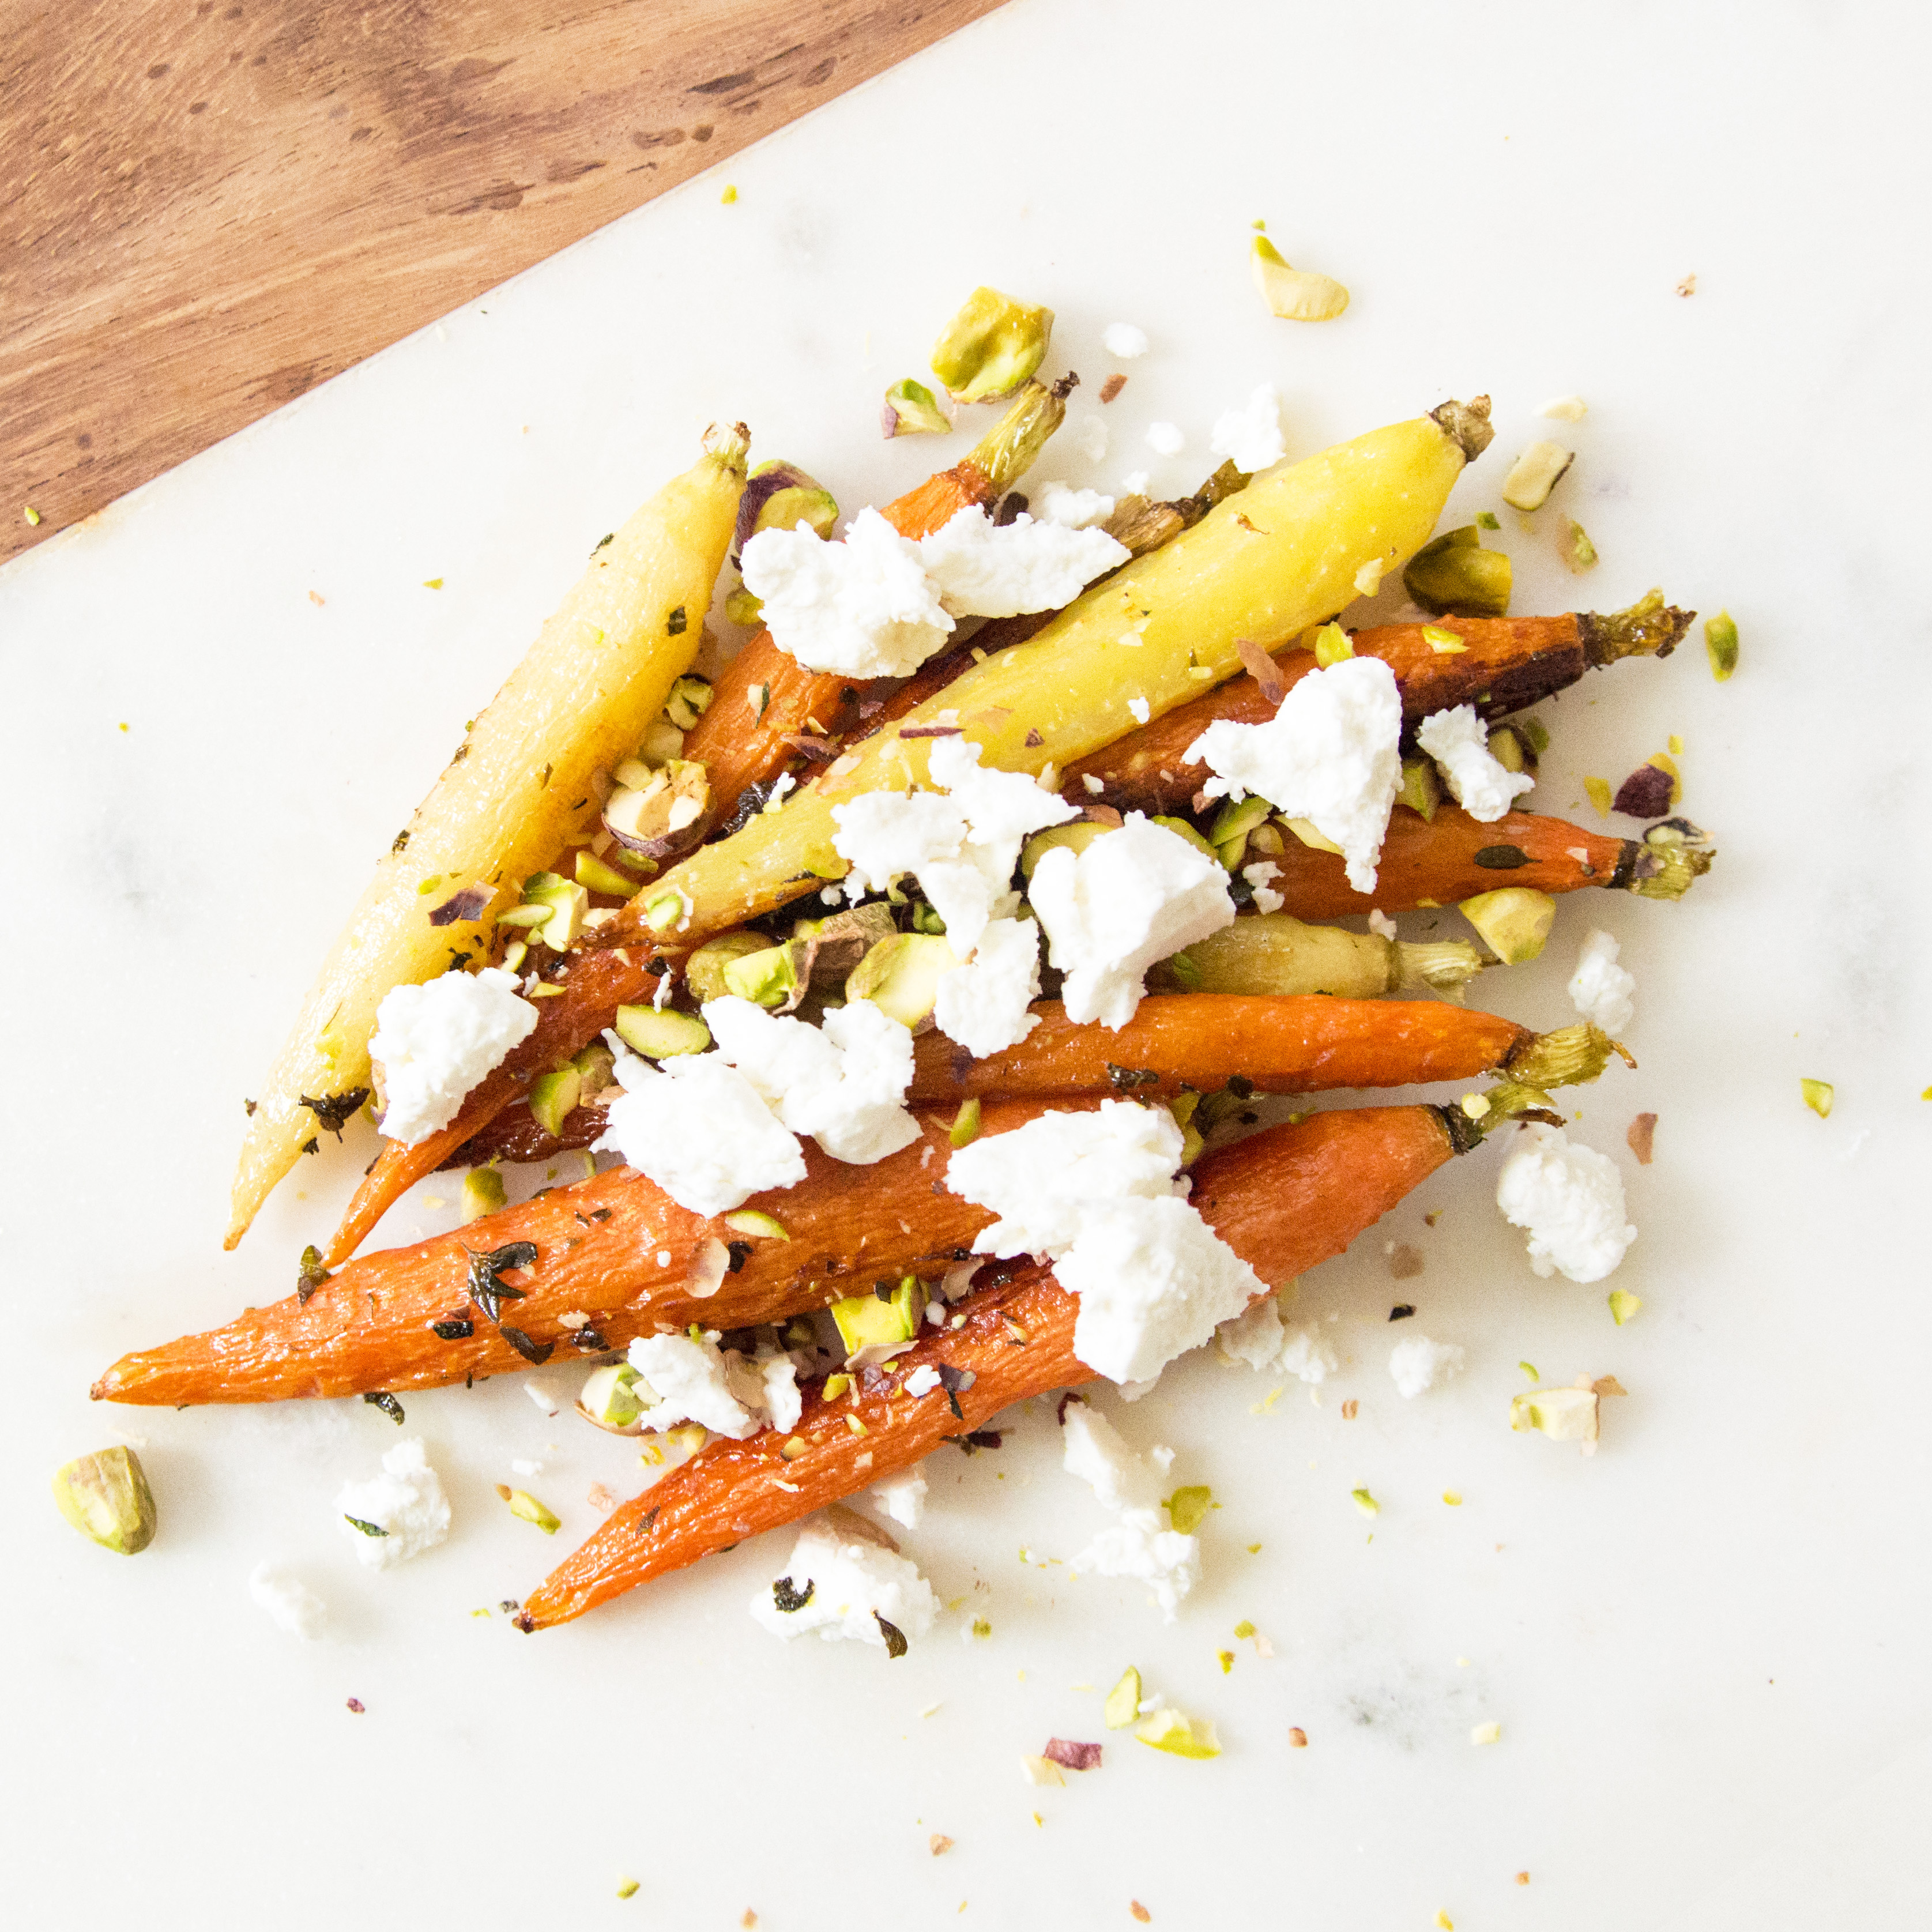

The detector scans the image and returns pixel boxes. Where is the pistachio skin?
[52,1445,157,1554]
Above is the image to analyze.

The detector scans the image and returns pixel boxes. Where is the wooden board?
[0,0,1006,567]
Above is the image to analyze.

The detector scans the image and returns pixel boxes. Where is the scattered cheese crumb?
[917,506,1128,620]
[1035,481,1116,529]
[1061,1401,1199,1621]
[334,1438,451,1569]
[1540,395,1588,421]
[1103,322,1150,359]
[1366,909,1398,940]
[1416,706,1534,822]
[1471,1721,1502,1745]
[1496,1124,1636,1282]
[1568,928,1636,1034]
[369,967,539,1145]
[1119,469,1150,495]
[248,1562,326,1638]
[1208,383,1286,472]
[1128,696,1151,724]
[1388,1334,1467,1398]
[1144,421,1185,457]
[870,1465,929,1529]
[749,1519,937,1647]
[1241,860,1284,913]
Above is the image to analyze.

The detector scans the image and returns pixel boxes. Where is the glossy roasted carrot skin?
[93,1105,1080,1408]
[1060,615,1595,813]
[519,1105,1457,1629]
[448,994,1527,1168]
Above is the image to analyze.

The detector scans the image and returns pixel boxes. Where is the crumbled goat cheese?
[1128,696,1151,724]
[1056,1195,1266,1384]
[903,1364,942,1398]
[870,1465,929,1529]
[750,1519,939,1647]
[705,995,919,1165]
[932,915,1044,1057]
[1187,657,1402,894]
[597,1048,805,1215]
[1145,421,1185,456]
[1215,1294,1286,1368]
[523,1381,558,1415]
[1242,859,1285,914]
[628,1330,760,1439]
[1415,705,1534,823]
[1035,481,1116,528]
[1061,1400,1199,1621]
[1367,909,1398,940]
[947,1100,1188,1256]
[1027,813,1235,1028]
[1496,1124,1637,1283]
[1067,412,1109,462]
[1209,382,1286,473]
[1103,322,1150,359]
[1388,1334,1467,1398]
[1119,469,1150,495]
[334,1438,451,1569]
[760,1350,804,1432]
[1568,928,1637,1034]
[917,506,1128,620]
[1279,1327,1339,1384]
[248,1562,326,1638]
[741,505,952,677]
[368,966,538,1145]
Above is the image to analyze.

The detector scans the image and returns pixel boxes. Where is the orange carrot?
[1060,601,1690,814]
[518,1102,1483,1630]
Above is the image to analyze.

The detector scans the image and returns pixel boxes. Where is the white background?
[5,1,1931,1926]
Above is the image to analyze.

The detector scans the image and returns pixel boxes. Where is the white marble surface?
[6,1,1931,1925]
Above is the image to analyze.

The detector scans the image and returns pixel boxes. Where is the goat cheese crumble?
[1415,705,1535,822]
[750,1519,938,1648]
[1388,1334,1467,1398]
[626,1330,770,1439]
[1145,421,1185,456]
[1028,814,1235,1028]
[1187,656,1402,894]
[1242,859,1285,913]
[1060,1399,1199,1621]
[1035,481,1116,528]
[334,1438,451,1569]
[1569,928,1637,1034]
[1496,1123,1637,1282]
[1102,321,1150,358]
[918,506,1128,620]
[869,1466,929,1530]
[1209,382,1286,473]
[741,506,952,677]
[368,966,538,1145]
[931,914,1045,1057]
[248,1562,326,1639]
[596,1048,806,1215]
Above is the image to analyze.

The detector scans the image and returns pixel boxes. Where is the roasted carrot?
[449,998,1613,1169]
[681,379,1069,830]
[1060,595,1692,814]
[518,1099,1513,1631]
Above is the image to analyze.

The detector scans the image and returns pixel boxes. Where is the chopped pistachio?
[1519,1361,1539,1381]
[1403,525,1512,619]
[1353,557,1387,597]
[1350,1487,1380,1518]
[1282,816,1345,856]
[1509,1385,1600,1447]
[1470,1722,1502,1746]
[664,675,715,731]
[1801,1078,1834,1118]
[1165,1485,1214,1534]
[617,1879,639,1900]
[578,1363,646,1433]
[822,1373,852,1403]
[612,1005,711,1059]
[504,1489,561,1533]
[686,930,772,1004]
[1609,1289,1642,1326]
[1105,1667,1143,1729]
[950,1098,982,1148]
[741,464,841,548]
[1312,621,1354,668]
[831,1278,918,1357]
[723,942,801,1010]
[520,871,589,950]
[1397,755,1443,822]
[1475,510,1501,530]
[971,1617,992,1639]
[1564,517,1598,571]
[1233,1620,1256,1640]
[1501,440,1575,512]
[725,586,763,627]
[495,902,553,929]
[1584,775,1613,818]
[930,287,1053,403]
[1459,887,1557,964]
[51,1446,157,1554]
[462,1167,507,1222]
[845,933,958,1030]
[1250,234,1350,321]
[529,1066,582,1139]
[1218,1649,1235,1674]
[1135,1708,1222,1758]
[24,504,42,526]
[1443,1490,1463,1506]
[1487,726,1529,775]
[641,889,689,933]
[778,1436,808,1460]
[1705,610,1739,682]
[1150,815,1221,864]
[1021,1754,1065,1787]
[723,1208,790,1240]
[1421,624,1468,655]
[1020,820,1109,878]
[883,377,952,437]
[1518,715,1551,755]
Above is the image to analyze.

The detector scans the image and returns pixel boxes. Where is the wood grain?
[0,0,1006,567]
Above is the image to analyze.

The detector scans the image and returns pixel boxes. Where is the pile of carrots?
[97,380,1709,1634]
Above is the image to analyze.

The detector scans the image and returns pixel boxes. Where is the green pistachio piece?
[1104,1667,1143,1730]
[1564,517,1598,571]
[639,717,686,767]
[1250,235,1350,322]
[1608,1289,1642,1325]
[1801,1078,1833,1118]
[664,675,715,732]
[1019,819,1110,879]
[462,1167,507,1221]
[883,378,953,437]
[1351,1487,1380,1518]
[950,1098,982,1148]
[571,1042,616,1099]
[930,287,1054,404]
[1487,726,1530,775]
[1397,755,1443,822]
[723,1208,791,1240]
[1165,1485,1214,1534]
[1312,621,1354,668]
[831,1278,920,1358]
[578,1363,646,1434]
[519,871,589,951]
[1704,610,1739,682]
[723,943,802,1010]
[845,933,960,1030]
[685,929,772,1004]
[504,1487,561,1533]
[1459,887,1556,964]
[1148,816,1220,867]
[1510,1386,1599,1443]
[612,1005,712,1059]
[1501,440,1575,513]
[529,1066,582,1139]
[739,461,842,548]
[641,888,689,934]
[725,586,764,628]
[1517,715,1551,755]
[52,1445,157,1554]
[1135,1708,1222,1758]
[1403,526,1512,619]
[1206,796,1272,849]
[574,850,643,899]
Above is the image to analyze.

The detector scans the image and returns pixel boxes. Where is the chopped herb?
[937,1362,976,1421]
[590,1208,613,1223]
[592,532,614,555]
[1389,1304,1416,1321]
[296,1244,330,1304]
[637,1506,660,1535]
[499,1325,555,1365]
[570,1325,608,1351]
[726,1241,752,1273]
[343,1515,389,1538]
[391,830,410,854]
[667,605,688,635]
[875,1612,909,1658]
[1105,1063,1161,1091]
[300,1088,370,1139]
[772,1576,815,1614]
[363,1391,405,1424]
[1225,1075,1256,1099]
[1472,844,1530,869]
[430,1315,474,1340]
[946,1430,1004,1453]
[244,1097,257,1115]
[299,1137,319,1157]
[465,1241,537,1321]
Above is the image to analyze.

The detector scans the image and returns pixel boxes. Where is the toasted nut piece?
[1397,756,1443,822]
[504,1487,561,1533]
[845,933,959,1031]
[462,1167,507,1221]
[1459,887,1557,964]
[735,462,839,552]
[1704,611,1739,682]
[604,760,710,861]
[1251,235,1350,322]
[1801,1078,1833,1118]
[1564,517,1598,571]
[685,929,771,1004]
[1403,525,1512,619]
[931,288,1054,404]
[1501,440,1575,512]
[883,378,952,438]
[578,1363,646,1434]
[612,1005,711,1059]
[52,1446,157,1554]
